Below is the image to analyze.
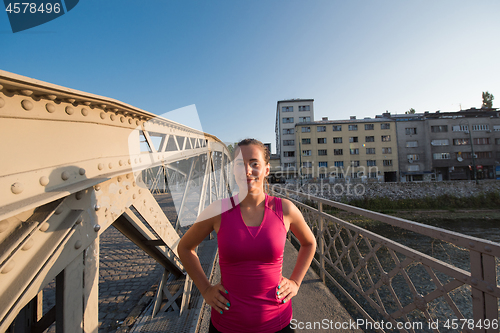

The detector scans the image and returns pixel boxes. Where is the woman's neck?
[238,190,266,208]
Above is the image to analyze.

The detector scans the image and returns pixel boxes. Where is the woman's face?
[233,144,269,195]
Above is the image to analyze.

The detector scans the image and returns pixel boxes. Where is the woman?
[178,138,316,333]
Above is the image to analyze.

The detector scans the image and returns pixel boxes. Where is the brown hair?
[234,138,270,193]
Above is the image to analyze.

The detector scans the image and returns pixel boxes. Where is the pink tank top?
[211,194,293,333]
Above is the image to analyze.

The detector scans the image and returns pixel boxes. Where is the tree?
[482,91,494,109]
[405,108,416,114]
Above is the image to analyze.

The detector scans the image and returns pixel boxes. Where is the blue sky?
[1,0,499,153]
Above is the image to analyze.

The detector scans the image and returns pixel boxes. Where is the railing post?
[318,202,325,284]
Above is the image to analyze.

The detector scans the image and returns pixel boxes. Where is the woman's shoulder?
[195,196,236,223]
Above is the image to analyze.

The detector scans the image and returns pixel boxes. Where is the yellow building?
[295,117,399,182]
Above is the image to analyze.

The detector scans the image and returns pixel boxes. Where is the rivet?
[21,99,33,110]
[45,103,56,113]
[65,106,74,115]
[119,160,124,166]
[0,84,3,90]
[132,182,136,187]
[469,242,475,248]
[79,168,86,175]
[55,207,64,215]
[95,185,101,191]
[83,101,91,106]
[132,194,137,199]
[0,220,9,233]
[128,159,131,164]
[471,278,478,286]
[75,240,82,249]
[46,94,57,100]
[120,116,125,123]
[39,176,49,186]
[61,171,70,181]
[21,89,33,96]
[94,205,100,211]
[100,112,106,119]
[81,108,89,116]
[129,118,133,124]
[98,163,104,170]
[100,104,107,109]
[126,185,130,190]
[0,97,5,108]
[139,189,142,194]
[67,98,76,103]
[39,222,49,232]
[485,246,492,252]
[75,191,84,200]
[136,120,139,125]
[22,238,34,251]
[119,189,123,194]
[1,260,15,274]
[11,182,24,194]
[117,176,122,182]
[110,114,116,121]
[76,216,83,224]
[108,163,113,169]
[144,200,147,204]
[94,224,101,232]
[126,174,130,179]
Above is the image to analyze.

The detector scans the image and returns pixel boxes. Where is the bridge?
[1,70,499,333]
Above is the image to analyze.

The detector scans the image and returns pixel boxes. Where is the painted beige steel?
[273,186,499,333]
[0,70,231,332]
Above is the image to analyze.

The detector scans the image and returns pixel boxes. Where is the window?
[283,128,294,135]
[317,126,326,132]
[319,173,327,179]
[348,124,358,131]
[382,147,392,154]
[367,160,376,166]
[282,117,294,123]
[283,140,294,146]
[333,137,343,143]
[302,138,311,144]
[452,125,468,132]
[332,125,342,131]
[433,153,451,160]
[302,126,311,133]
[349,137,359,143]
[283,151,295,157]
[299,117,311,122]
[298,105,310,111]
[494,125,500,132]
[283,163,295,168]
[383,160,393,166]
[405,127,417,135]
[472,124,489,131]
[431,125,448,133]
[473,138,490,145]
[366,148,375,154]
[282,106,293,112]
[381,135,391,142]
[351,160,360,167]
[365,124,374,130]
[381,123,390,129]
[407,154,419,161]
[350,148,359,155]
[431,139,449,146]
[335,172,344,179]
[334,149,343,155]
[302,150,311,156]
[318,149,327,156]
[303,174,312,179]
[302,162,312,168]
[369,172,377,178]
[453,138,469,146]
[334,161,344,168]
[317,138,327,144]
[496,138,500,145]
[406,141,418,147]
[365,136,375,142]
[318,162,328,168]
[408,165,420,172]
[476,152,492,158]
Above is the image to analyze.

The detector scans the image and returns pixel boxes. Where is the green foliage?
[482,91,494,109]
[405,108,416,114]
[347,191,500,211]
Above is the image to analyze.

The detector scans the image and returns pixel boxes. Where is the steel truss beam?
[0,70,231,332]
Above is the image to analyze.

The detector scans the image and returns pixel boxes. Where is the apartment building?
[275,99,314,179]
[295,116,399,182]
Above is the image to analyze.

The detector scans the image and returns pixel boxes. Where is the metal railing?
[272,186,500,333]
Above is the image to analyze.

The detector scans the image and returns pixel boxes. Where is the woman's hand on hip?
[202,283,230,314]
[277,277,299,304]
